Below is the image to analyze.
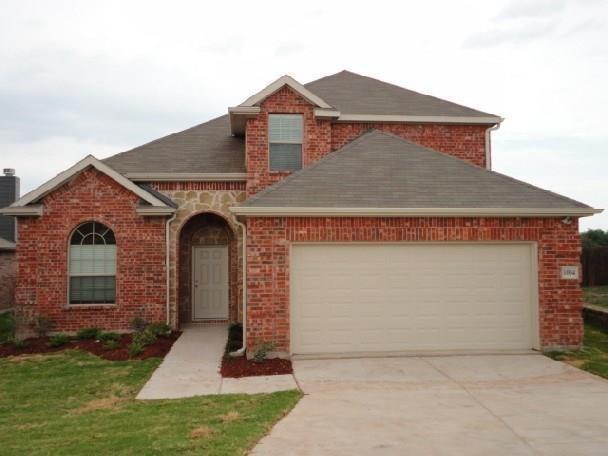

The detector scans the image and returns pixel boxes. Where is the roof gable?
[233,130,599,217]
[6,155,170,211]
[238,75,333,109]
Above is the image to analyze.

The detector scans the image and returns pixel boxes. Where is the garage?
[290,243,538,355]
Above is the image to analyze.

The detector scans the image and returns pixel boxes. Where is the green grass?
[583,286,608,308]
[0,350,301,455]
[0,311,15,343]
[546,324,608,379]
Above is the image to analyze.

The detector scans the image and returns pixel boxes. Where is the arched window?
[69,221,116,304]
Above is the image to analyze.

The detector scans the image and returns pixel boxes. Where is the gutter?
[485,122,501,170]
[229,218,247,357]
[165,212,177,327]
[230,207,603,218]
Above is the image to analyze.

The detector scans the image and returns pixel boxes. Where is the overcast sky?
[1,0,606,230]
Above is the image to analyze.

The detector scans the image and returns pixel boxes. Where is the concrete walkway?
[137,324,297,399]
[253,355,608,455]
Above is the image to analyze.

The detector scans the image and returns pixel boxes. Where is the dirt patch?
[221,356,293,378]
[190,425,214,439]
[0,332,181,361]
[74,395,125,414]
[219,411,240,423]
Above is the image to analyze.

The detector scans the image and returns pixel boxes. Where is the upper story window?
[69,221,116,305]
[269,114,303,171]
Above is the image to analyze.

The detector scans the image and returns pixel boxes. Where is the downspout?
[230,217,247,357]
[485,122,501,170]
[165,212,177,327]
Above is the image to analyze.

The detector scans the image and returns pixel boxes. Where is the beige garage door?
[290,243,537,355]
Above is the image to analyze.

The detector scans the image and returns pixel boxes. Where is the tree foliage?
[581,229,608,249]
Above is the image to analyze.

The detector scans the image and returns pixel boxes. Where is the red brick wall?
[246,217,582,353]
[0,250,16,310]
[244,87,489,196]
[331,123,488,168]
[245,86,332,196]
[16,168,167,332]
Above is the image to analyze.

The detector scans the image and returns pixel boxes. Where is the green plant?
[147,322,171,337]
[0,312,16,343]
[252,341,275,363]
[98,332,121,343]
[127,341,145,357]
[48,333,71,348]
[103,339,120,350]
[130,316,148,333]
[76,327,102,340]
[31,315,53,337]
[13,338,27,349]
[133,329,157,347]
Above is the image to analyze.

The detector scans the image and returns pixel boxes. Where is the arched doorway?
[178,212,237,325]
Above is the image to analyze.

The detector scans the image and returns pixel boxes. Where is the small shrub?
[13,338,27,349]
[252,341,275,363]
[48,333,71,348]
[147,322,171,337]
[130,317,148,333]
[76,327,102,340]
[98,332,121,343]
[133,329,157,347]
[128,341,145,357]
[31,315,53,337]
[0,312,16,343]
[103,339,120,351]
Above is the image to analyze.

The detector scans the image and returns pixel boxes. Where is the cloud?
[274,42,304,57]
[463,21,556,48]
[495,0,567,20]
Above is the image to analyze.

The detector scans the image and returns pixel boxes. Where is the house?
[0,70,601,356]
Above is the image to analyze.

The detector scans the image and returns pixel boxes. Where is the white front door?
[192,246,229,320]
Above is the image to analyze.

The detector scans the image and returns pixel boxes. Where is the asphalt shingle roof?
[242,130,590,210]
[103,115,244,174]
[305,70,496,118]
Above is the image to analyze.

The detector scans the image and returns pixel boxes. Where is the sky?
[0,0,606,230]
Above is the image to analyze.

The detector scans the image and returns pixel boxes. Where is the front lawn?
[583,286,608,308]
[0,350,301,455]
[546,324,608,379]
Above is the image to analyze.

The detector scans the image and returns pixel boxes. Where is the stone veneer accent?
[151,182,246,328]
[246,216,583,354]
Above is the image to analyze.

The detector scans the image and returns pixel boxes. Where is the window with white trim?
[269,114,303,171]
[69,221,116,304]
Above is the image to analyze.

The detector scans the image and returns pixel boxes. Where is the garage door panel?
[291,244,536,355]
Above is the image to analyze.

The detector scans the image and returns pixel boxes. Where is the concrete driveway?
[252,355,608,455]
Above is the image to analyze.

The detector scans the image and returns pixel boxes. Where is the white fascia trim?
[228,106,261,116]
[125,173,248,182]
[335,114,504,125]
[135,206,176,216]
[230,207,603,217]
[314,108,341,119]
[239,75,332,109]
[11,155,168,208]
[0,205,43,216]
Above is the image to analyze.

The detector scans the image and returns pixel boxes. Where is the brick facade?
[15,168,167,332]
[246,217,583,353]
[245,87,489,197]
[0,250,16,311]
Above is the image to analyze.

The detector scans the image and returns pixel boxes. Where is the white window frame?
[268,113,303,172]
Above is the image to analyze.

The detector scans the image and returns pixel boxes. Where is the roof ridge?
[103,114,229,165]
[367,130,590,208]
[244,130,379,205]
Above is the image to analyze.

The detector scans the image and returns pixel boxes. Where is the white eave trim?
[135,206,176,216]
[228,106,261,116]
[0,205,43,216]
[335,114,504,125]
[230,207,603,217]
[314,108,341,119]
[9,155,168,210]
[125,173,248,182]
[239,75,332,109]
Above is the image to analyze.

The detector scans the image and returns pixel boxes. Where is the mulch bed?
[0,332,181,361]
[221,356,293,378]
